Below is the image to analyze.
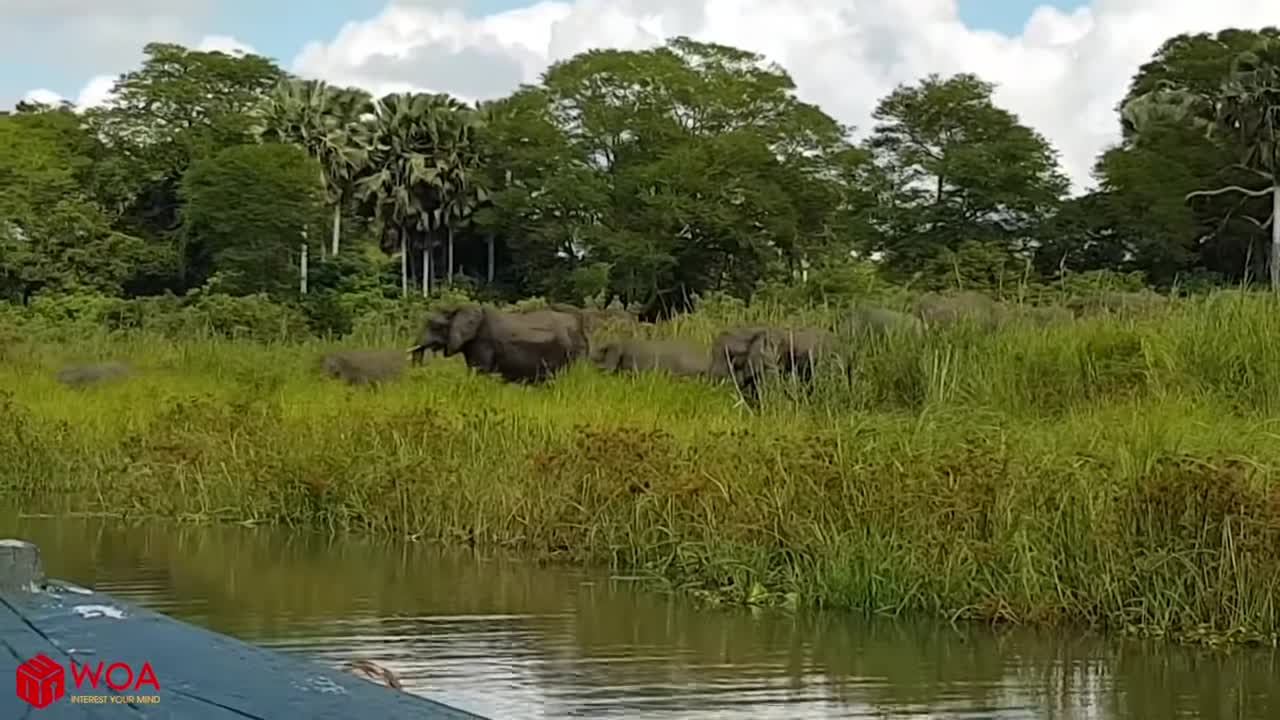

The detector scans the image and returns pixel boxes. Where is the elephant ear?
[447,306,485,355]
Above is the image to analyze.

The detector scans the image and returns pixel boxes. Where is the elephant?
[707,326,848,403]
[1066,290,1168,319]
[535,303,640,336]
[55,361,130,388]
[1020,304,1074,327]
[912,291,1008,331]
[407,303,589,384]
[843,304,924,341]
[591,338,709,377]
[319,349,407,387]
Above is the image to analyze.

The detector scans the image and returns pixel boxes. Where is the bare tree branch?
[1243,211,1276,229]
[1231,163,1276,181]
[1186,185,1274,201]
[1197,194,1255,245]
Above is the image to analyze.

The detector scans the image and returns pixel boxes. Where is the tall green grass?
[1,290,1278,646]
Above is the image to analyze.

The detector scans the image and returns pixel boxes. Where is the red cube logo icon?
[16,653,65,708]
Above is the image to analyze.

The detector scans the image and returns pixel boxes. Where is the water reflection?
[0,512,1273,719]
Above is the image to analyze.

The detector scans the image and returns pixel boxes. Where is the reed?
[1,289,1278,646]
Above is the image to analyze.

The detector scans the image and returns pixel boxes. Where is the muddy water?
[0,512,1274,719]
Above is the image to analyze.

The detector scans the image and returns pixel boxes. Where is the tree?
[0,112,155,302]
[353,92,485,295]
[0,201,153,303]
[521,36,857,313]
[472,88,611,295]
[1097,28,1280,286]
[0,113,81,217]
[1031,192,1138,278]
[1123,34,1280,286]
[429,104,489,289]
[1211,39,1280,286]
[251,79,372,257]
[86,42,289,243]
[867,73,1069,284]
[179,143,325,297]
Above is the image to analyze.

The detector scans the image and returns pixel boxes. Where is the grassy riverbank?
[2,290,1279,647]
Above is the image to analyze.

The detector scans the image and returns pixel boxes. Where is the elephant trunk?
[406,344,429,366]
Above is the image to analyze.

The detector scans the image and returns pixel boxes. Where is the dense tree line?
[1,29,1277,324]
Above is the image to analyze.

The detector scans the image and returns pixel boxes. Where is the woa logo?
[16,652,160,708]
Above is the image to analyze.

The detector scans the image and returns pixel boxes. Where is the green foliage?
[1111,28,1280,286]
[85,42,290,243]
[754,255,896,309]
[478,37,862,311]
[354,92,487,293]
[0,200,156,302]
[91,42,289,178]
[180,143,326,297]
[250,79,373,256]
[8,28,1280,320]
[6,289,311,344]
[0,111,161,302]
[868,73,1070,279]
[0,113,83,215]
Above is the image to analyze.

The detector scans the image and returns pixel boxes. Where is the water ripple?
[4,514,1276,720]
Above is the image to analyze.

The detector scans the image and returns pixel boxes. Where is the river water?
[0,512,1274,719]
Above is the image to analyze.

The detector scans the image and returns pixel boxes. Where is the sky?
[5,1,1280,193]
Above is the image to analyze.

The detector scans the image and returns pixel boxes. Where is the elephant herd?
[45,289,1168,404]
[318,288,1161,404]
[378,301,850,404]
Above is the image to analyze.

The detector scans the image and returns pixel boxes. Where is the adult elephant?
[843,304,924,341]
[407,304,589,384]
[1020,304,1074,327]
[1066,290,1168,319]
[707,326,848,404]
[536,303,641,337]
[591,339,709,377]
[912,291,1007,332]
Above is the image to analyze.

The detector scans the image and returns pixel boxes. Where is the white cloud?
[290,0,1280,194]
[197,34,257,56]
[22,88,64,106]
[15,34,254,113]
[2,1,213,94]
[13,1,1279,193]
[76,75,119,109]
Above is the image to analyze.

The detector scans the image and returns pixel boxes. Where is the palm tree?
[473,99,513,284]
[353,92,485,295]
[432,108,489,287]
[250,79,371,257]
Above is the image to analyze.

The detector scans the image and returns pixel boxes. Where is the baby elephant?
[55,361,131,388]
[708,326,847,404]
[591,339,709,377]
[319,349,407,386]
